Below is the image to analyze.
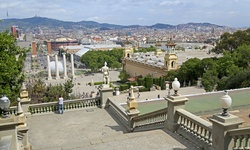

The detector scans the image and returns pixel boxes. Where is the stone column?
[70,53,75,78]
[99,87,113,108]
[55,54,60,80]
[209,114,244,150]
[47,55,52,80]
[62,53,68,79]
[165,95,188,132]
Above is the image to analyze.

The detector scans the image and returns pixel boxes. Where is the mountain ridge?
[0,16,227,30]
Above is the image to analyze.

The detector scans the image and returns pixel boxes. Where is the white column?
[70,53,75,78]
[62,53,68,79]
[55,54,60,79]
[47,55,52,80]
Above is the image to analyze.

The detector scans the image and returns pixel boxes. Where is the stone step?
[35,129,199,150]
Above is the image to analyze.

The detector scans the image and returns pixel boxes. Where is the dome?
[50,61,64,72]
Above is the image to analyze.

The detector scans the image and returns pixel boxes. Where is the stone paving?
[27,108,199,150]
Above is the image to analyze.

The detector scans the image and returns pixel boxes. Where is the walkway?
[27,108,199,150]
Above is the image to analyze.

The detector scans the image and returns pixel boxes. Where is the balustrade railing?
[176,109,212,149]
[132,108,167,132]
[29,97,101,114]
[8,106,17,115]
[228,127,250,150]
[106,98,129,131]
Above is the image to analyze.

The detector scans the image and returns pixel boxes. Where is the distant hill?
[0,16,227,31]
[177,22,224,29]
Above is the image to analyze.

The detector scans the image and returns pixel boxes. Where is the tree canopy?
[212,28,250,54]
[165,43,250,92]
[0,31,28,104]
[80,48,123,71]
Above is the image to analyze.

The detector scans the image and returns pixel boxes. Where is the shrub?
[120,84,130,91]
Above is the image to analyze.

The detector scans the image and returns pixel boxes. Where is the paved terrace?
[27,86,250,150]
[27,107,199,150]
[27,86,207,150]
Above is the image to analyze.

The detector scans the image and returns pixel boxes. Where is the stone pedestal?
[209,113,244,150]
[127,109,140,132]
[0,117,19,150]
[99,87,113,108]
[165,95,188,132]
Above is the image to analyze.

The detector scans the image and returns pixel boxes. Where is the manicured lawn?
[121,89,250,115]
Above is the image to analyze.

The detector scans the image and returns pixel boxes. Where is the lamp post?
[220,91,232,116]
[0,95,11,118]
[172,78,180,96]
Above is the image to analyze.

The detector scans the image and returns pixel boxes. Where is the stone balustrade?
[132,108,167,132]
[176,109,212,149]
[7,106,17,115]
[228,127,250,150]
[106,98,129,131]
[29,97,101,114]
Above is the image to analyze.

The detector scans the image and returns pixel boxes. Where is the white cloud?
[0,0,249,27]
[159,0,180,6]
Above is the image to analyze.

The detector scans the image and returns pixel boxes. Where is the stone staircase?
[34,129,199,150]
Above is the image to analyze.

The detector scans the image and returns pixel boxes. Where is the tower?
[123,47,133,58]
[32,41,37,56]
[11,26,17,38]
[47,40,52,54]
[164,40,178,70]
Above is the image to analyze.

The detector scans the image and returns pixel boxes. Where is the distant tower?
[32,41,37,56]
[164,40,178,70]
[47,40,52,54]
[11,26,17,38]
[211,27,215,34]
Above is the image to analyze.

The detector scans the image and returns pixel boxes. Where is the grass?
[121,89,250,115]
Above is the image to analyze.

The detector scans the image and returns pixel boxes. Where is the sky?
[0,0,250,27]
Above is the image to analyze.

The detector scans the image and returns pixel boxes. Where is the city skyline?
[0,0,249,27]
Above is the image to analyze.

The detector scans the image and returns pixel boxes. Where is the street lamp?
[220,91,232,116]
[172,78,180,96]
[0,95,11,118]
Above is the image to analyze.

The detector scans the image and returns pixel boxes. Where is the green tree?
[118,70,130,83]
[178,58,202,85]
[80,48,123,72]
[144,75,153,89]
[64,79,74,99]
[212,28,250,54]
[216,51,241,78]
[224,69,250,89]
[232,44,250,68]
[165,70,178,81]
[0,31,27,104]
[201,70,218,92]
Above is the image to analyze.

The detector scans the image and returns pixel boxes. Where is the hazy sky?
[0,0,249,27]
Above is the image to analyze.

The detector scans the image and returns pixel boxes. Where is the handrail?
[132,108,167,131]
[176,109,212,148]
[29,97,101,114]
[228,127,250,149]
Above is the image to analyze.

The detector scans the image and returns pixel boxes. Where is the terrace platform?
[27,108,199,150]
